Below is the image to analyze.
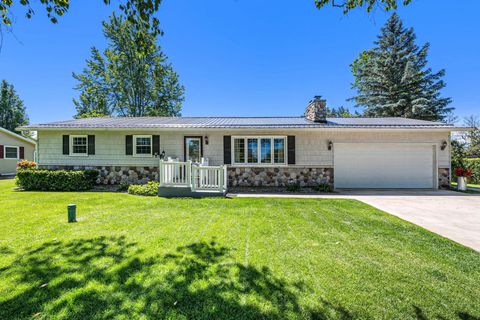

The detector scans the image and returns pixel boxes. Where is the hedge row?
[16,169,98,191]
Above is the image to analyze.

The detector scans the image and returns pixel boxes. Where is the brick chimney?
[304,96,327,123]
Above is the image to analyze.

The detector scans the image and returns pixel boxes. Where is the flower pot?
[457,176,467,191]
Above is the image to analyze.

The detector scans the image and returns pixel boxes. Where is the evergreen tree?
[73,10,184,118]
[351,13,452,121]
[0,80,29,133]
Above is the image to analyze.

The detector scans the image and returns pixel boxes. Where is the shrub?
[286,182,301,192]
[313,183,333,193]
[128,181,159,196]
[117,181,130,192]
[16,160,37,170]
[16,169,98,191]
[465,158,480,184]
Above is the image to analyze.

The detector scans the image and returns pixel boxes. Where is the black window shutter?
[0,145,4,159]
[223,136,231,164]
[287,136,295,165]
[126,135,133,155]
[62,135,69,155]
[19,147,25,159]
[88,135,95,155]
[152,135,160,155]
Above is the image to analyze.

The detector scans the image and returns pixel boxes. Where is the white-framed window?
[133,135,152,157]
[4,146,19,160]
[232,136,287,165]
[70,135,88,156]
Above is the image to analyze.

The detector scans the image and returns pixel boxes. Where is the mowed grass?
[0,180,479,320]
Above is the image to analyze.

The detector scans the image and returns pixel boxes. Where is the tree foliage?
[350,13,453,121]
[0,80,29,133]
[0,0,160,27]
[462,115,480,158]
[451,139,467,172]
[72,11,184,118]
[326,106,359,118]
[315,0,412,13]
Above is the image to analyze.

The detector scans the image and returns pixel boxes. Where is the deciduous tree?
[315,0,412,13]
[73,10,184,118]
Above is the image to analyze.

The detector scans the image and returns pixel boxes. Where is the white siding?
[37,129,451,168]
[0,132,36,174]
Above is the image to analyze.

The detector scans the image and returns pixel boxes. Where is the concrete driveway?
[231,189,480,251]
[338,190,480,251]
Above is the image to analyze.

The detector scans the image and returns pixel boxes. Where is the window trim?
[231,136,287,166]
[70,135,88,157]
[4,146,19,160]
[133,135,153,157]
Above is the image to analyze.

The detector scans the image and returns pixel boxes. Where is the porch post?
[223,165,228,192]
[159,160,164,186]
[187,160,193,190]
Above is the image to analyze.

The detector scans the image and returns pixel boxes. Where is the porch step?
[158,186,226,198]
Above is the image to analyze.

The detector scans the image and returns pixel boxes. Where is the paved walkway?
[229,190,480,251]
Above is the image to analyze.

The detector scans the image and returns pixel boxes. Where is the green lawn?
[0,180,479,320]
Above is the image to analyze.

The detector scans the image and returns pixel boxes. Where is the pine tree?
[0,80,29,133]
[351,13,452,121]
[73,10,184,118]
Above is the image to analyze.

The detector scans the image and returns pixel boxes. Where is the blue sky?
[0,0,478,123]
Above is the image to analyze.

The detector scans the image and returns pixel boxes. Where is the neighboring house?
[18,96,471,189]
[0,127,36,175]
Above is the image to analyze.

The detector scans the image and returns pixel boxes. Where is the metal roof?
[18,116,462,130]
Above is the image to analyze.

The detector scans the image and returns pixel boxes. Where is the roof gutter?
[16,126,474,132]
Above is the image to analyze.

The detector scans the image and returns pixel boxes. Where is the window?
[134,135,152,156]
[232,136,286,165]
[260,138,271,163]
[233,138,245,163]
[273,138,285,164]
[4,146,19,159]
[71,135,88,156]
[247,138,258,163]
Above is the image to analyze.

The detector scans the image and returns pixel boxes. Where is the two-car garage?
[334,143,436,189]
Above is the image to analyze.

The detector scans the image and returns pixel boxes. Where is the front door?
[185,137,202,162]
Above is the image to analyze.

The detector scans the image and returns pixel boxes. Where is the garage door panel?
[334,143,434,189]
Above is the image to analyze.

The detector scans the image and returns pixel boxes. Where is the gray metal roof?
[18,116,460,130]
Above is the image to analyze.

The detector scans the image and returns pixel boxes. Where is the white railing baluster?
[159,159,226,193]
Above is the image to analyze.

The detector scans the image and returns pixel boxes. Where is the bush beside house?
[127,181,159,196]
[16,169,98,191]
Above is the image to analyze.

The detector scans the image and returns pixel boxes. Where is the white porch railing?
[159,160,227,193]
[159,160,191,187]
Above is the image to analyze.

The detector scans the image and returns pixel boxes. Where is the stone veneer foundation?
[38,165,448,189]
[228,167,334,188]
[438,168,450,189]
[39,165,158,185]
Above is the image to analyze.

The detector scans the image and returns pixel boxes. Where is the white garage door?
[334,143,435,189]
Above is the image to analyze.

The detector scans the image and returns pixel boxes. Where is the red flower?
[455,167,472,177]
[16,160,37,170]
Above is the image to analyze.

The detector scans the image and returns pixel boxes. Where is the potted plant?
[455,167,472,191]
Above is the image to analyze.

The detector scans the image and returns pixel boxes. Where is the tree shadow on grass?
[0,236,353,319]
[414,306,480,320]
